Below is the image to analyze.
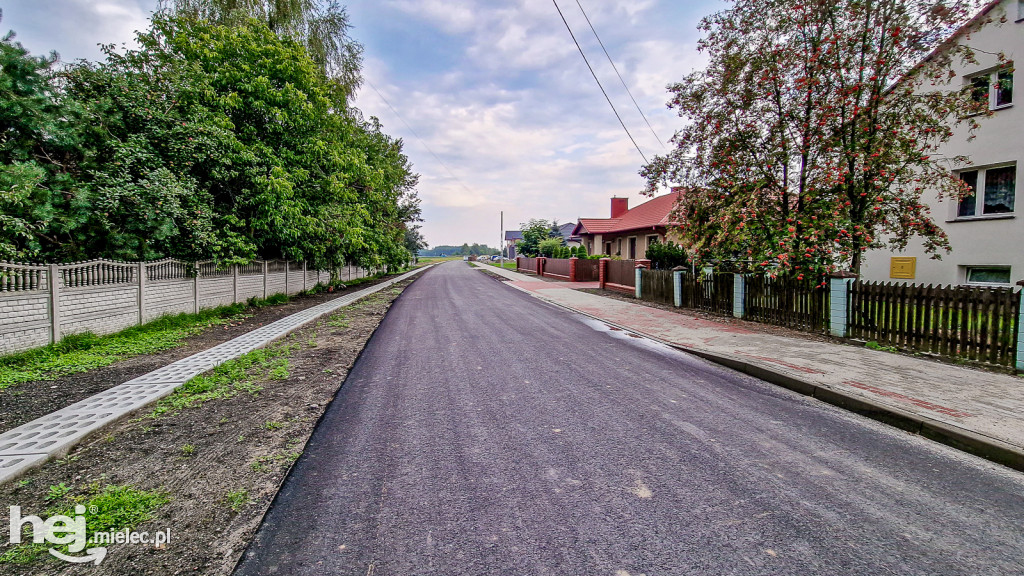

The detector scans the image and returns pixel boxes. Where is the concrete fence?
[0,258,377,355]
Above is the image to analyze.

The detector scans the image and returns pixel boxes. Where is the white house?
[862,0,1022,287]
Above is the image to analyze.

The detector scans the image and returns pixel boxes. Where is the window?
[968,67,1014,110]
[956,165,1016,218]
[996,70,1013,107]
[965,266,1011,286]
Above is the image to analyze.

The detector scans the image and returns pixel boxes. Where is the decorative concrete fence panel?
[0,257,368,355]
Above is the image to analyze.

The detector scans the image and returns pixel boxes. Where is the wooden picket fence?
[678,272,734,315]
[849,281,1020,368]
[639,269,674,305]
[745,275,829,332]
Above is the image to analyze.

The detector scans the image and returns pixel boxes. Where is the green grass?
[224,489,250,512]
[147,345,294,419]
[481,260,517,270]
[0,483,169,565]
[0,304,250,390]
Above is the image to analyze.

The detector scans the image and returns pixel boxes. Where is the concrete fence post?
[138,262,146,325]
[634,260,651,298]
[262,261,268,299]
[569,257,578,282]
[232,264,239,304]
[635,265,643,298]
[829,272,858,338]
[284,260,290,295]
[733,273,746,319]
[599,258,610,290]
[302,261,307,292]
[193,263,200,314]
[672,266,685,307]
[1016,280,1024,372]
[48,264,61,344]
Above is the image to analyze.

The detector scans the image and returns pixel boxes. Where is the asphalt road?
[234,261,1024,576]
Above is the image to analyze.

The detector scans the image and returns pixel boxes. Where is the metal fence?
[606,259,636,288]
[576,259,599,282]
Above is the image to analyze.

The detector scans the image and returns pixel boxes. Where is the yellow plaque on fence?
[890,257,916,279]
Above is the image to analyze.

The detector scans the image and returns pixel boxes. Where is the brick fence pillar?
[733,273,746,318]
[599,258,610,290]
[516,256,522,271]
[569,257,578,282]
[537,257,546,277]
[672,266,685,307]
[829,271,858,338]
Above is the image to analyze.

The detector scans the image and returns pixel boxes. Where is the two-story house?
[862,0,1021,286]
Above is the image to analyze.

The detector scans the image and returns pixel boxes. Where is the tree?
[645,240,689,270]
[538,238,562,257]
[518,218,555,257]
[159,0,362,99]
[642,0,998,279]
[0,16,419,269]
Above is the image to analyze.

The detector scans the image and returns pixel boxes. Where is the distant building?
[504,230,522,259]
[572,192,681,259]
[862,0,1020,286]
[557,222,582,248]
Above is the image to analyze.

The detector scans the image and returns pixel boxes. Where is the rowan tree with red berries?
[642,0,1008,280]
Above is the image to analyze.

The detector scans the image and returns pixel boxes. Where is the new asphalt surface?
[234,261,1024,576]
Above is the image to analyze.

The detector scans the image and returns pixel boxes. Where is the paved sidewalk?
[474,263,1024,469]
[0,266,430,485]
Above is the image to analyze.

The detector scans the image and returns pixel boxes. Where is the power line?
[364,79,477,198]
[574,0,667,151]
[550,0,649,164]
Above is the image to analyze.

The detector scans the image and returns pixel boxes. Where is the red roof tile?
[573,192,681,235]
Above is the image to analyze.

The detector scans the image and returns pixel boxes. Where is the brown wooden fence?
[544,258,571,279]
[745,275,829,332]
[678,272,734,315]
[606,259,636,287]
[517,257,537,274]
[576,259,599,281]
[639,269,674,305]
[849,281,1020,368]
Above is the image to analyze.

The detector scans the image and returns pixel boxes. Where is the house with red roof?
[572,192,681,259]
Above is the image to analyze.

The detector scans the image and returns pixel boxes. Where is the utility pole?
[500,211,504,266]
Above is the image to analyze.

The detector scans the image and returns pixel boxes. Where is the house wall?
[862,0,1023,286]
[581,230,666,259]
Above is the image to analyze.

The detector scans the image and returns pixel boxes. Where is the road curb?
[492,275,1024,473]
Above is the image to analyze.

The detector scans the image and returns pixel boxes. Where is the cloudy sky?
[3,0,718,248]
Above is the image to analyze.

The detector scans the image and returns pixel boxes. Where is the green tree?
[159,0,362,98]
[518,219,554,257]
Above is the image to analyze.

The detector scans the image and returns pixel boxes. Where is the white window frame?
[962,265,1012,287]
[952,163,1017,220]
[966,66,1014,111]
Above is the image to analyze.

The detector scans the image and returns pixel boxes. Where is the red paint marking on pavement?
[734,351,825,374]
[844,381,973,418]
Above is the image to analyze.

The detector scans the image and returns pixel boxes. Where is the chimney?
[611,197,629,218]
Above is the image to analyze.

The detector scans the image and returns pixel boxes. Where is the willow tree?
[159,0,362,99]
[642,0,1003,278]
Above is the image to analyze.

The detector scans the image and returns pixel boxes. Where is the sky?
[2,0,719,248]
